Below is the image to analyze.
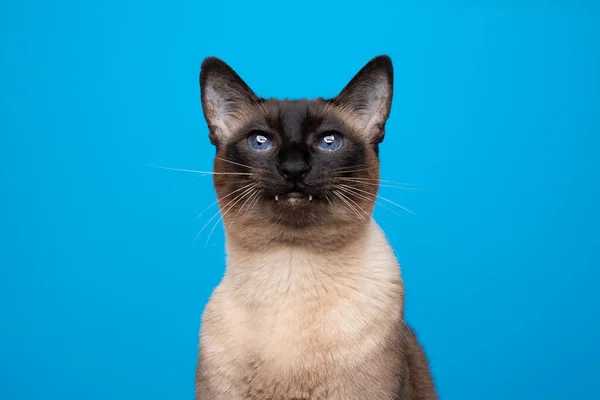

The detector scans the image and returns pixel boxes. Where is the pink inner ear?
[333,57,393,133]
[355,80,391,124]
[200,57,260,144]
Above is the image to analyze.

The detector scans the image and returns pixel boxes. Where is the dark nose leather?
[278,148,310,183]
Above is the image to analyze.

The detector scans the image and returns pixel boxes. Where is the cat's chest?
[198,245,404,398]
[205,284,383,363]
[200,287,399,399]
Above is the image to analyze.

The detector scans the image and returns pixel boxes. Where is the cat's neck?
[221,220,403,307]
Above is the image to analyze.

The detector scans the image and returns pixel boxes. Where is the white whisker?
[215,157,255,170]
[332,190,367,223]
[335,189,372,222]
[232,188,259,222]
[336,185,404,219]
[339,176,418,186]
[196,182,255,219]
[205,185,257,245]
[147,163,255,176]
[338,178,426,191]
[332,165,379,174]
[338,184,416,215]
[332,164,367,172]
[194,184,256,243]
[324,192,334,211]
[248,188,263,210]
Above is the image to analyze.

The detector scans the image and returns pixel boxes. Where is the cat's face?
[199,56,393,248]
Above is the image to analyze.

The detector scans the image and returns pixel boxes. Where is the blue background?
[1,1,599,399]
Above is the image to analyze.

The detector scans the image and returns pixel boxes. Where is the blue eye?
[248,132,273,152]
[317,132,343,152]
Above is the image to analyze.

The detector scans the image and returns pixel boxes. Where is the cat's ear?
[199,57,259,146]
[333,55,393,143]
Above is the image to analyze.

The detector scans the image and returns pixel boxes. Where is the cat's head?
[199,56,393,249]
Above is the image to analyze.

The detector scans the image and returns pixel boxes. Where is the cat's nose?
[278,160,311,183]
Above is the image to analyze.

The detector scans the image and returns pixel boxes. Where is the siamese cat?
[196,55,437,400]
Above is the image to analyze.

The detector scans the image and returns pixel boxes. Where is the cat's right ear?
[332,55,393,144]
[199,57,259,146]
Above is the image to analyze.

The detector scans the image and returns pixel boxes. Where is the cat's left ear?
[333,55,393,143]
[199,57,260,146]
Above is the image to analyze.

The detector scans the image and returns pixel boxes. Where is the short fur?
[196,55,437,399]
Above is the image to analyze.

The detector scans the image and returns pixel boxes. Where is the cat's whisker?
[335,185,405,220]
[250,188,263,209]
[194,184,256,243]
[338,176,418,186]
[333,166,380,174]
[216,180,257,186]
[242,189,263,216]
[334,189,372,222]
[330,190,356,220]
[196,182,255,219]
[337,184,416,216]
[331,164,368,172]
[148,163,256,176]
[324,192,334,211]
[204,184,258,245]
[199,172,257,176]
[232,188,260,223]
[338,178,426,191]
[332,164,364,170]
[342,184,417,216]
[215,157,255,170]
[377,183,426,191]
[332,190,367,223]
[194,208,224,244]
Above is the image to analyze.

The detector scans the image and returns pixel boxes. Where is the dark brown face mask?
[199,55,394,248]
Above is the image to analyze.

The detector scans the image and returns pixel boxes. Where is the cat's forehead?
[254,98,347,141]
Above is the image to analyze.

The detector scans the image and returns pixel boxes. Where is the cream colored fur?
[197,221,407,399]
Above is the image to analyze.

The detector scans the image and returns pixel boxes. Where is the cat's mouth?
[274,191,314,204]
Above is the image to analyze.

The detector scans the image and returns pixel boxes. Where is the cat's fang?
[308,194,313,201]
[275,194,279,202]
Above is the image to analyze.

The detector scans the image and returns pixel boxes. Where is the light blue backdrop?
[1,1,599,399]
